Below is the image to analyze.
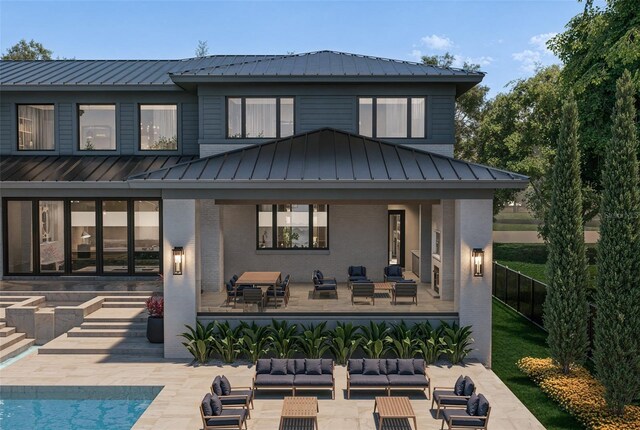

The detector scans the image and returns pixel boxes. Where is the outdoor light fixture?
[472,248,485,277]
[172,247,184,275]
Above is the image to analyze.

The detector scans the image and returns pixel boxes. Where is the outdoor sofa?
[346,358,430,399]
[432,375,476,418]
[200,392,248,430]
[253,358,336,399]
[440,392,491,430]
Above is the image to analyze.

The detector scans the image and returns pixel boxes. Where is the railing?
[492,261,597,356]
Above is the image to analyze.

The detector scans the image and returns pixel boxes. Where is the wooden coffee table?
[279,396,318,430]
[374,396,417,429]
[374,282,394,292]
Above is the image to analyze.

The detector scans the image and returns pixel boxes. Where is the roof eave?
[168,74,484,85]
[0,84,185,92]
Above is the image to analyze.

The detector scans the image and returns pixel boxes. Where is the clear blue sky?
[1,1,597,97]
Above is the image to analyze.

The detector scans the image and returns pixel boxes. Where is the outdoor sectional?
[253,358,335,399]
[347,358,430,399]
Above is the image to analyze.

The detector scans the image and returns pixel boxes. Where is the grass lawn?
[492,299,583,429]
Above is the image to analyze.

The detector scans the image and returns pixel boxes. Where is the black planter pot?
[146,316,164,343]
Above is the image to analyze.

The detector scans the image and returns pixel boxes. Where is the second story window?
[140,104,178,150]
[79,104,116,150]
[18,104,55,151]
[358,97,425,138]
[228,97,294,139]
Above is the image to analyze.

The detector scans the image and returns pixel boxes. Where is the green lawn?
[492,299,583,429]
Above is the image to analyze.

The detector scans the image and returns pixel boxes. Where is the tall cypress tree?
[544,92,589,374]
[595,70,640,415]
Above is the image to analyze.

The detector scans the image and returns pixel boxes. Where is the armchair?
[347,266,369,288]
[384,264,404,282]
[312,270,338,299]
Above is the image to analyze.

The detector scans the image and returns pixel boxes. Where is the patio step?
[0,326,16,337]
[0,301,22,308]
[80,321,146,330]
[101,296,150,303]
[84,307,147,323]
[0,322,6,329]
[0,338,35,363]
[38,335,163,356]
[0,332,27,351]
[67,327,146,338]
[101,302,147,308]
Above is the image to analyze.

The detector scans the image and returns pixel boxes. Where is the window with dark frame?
[78,104,116,151]
[358,97,425,138]
[257,204,328,249]
[18,104,55,151]
[228,97,295,139]
[139,104,178,150]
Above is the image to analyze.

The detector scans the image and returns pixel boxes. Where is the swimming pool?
[0,386,161,430]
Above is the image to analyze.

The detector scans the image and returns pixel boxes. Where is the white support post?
[419,203,432,283]
[163,199,198,359]
[440,200,456,301]
[454,199,493,366]
[200,201,224,292]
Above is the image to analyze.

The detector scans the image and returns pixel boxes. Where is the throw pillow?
[212,376,223,396]
[397,359,415,375]
[271,359,288,375]
[320,358,333,375]
[462,376,475,396]
[363,359,380,375]
[413,358,426,375]
[477,394,490,416]
[201,393,213,416]
[220,375,231,396]
[454,375,466,396]
[305,359,322,375]
[385,359,398,375]
[466,393,479,416]
[210,393,223,416]
[348,359,363,374]
[256,358,271,375]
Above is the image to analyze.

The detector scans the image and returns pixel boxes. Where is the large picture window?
[79,104,116,150]
[228,97,294,139]
[358,97,425,138]
[18,104,55,150]
[140,104,178,150]
[257,204,328,249]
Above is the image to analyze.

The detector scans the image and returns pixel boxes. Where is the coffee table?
[374,282,394,292]
[374,396,417,429]
[279,396,318,430]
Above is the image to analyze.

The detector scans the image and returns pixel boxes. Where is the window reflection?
[134,200,160,273]
[39,201,65,273]
[71,200,96,273]
[102,200,129,273]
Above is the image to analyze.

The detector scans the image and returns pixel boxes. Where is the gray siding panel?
[0,102,11,153]
[201,95,224,139]
[181,102,199,155]
[430,95,455,141]
[58,103,73,153]
[119,103,135,153]
[297,96,356,133]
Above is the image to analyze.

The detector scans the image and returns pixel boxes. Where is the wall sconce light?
[472,248,484,277]
[172,247,184,275]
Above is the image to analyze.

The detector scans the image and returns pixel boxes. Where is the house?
[0,51,528,365]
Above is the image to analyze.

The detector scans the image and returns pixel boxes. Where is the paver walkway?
[1,354,544,430]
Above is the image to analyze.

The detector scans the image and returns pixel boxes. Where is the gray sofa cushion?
[348,359,363,374]
[320,358,333,375]
[397,359,415,375]
[211,393,222,416]
[433,389,468,406]
[286,359,296,375]
[466,393,479,416]
[305,359,322,375]
[363,359,380,375]
[349,374,389,386]
[205,409,248,427]
[293,359,306,375]
[463,376,475,396]
[220,375,231,395]
[442,410,485,427]
[212,376,223,396]
[256,359,271,375]
[477,394,490,416]
[271,359,288,375]
[220,396,247,406]
[387,374,429,387]
[254,374,294,386]
[294,374,334,386]
[385,359,398,375]
[454,375,466,395]
[202,393,214,417]
[413,359,426,375]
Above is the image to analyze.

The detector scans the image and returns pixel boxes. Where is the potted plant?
[145,295,164,343]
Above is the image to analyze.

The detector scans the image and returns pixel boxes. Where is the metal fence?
[492,261,597,355]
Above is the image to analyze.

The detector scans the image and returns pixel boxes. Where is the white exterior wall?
[437,200,456,301]
[454,199,493,366]
[419,203,432,283]
[221,205,388,283]
[199,201,224,292]
[163,199,199,359]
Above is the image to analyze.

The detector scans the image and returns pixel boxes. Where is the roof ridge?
[172,54,290,75]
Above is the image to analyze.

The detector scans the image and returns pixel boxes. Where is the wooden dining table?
[236,271,282,288]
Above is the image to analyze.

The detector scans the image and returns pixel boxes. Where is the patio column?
[200,200,224,292]
[163,199,199,359]
[419,203,432,283]
[440,200,456,301]
[454,199,493,366]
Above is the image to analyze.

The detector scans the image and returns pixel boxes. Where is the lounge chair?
[242,287,264,311]
[266,274,290,308]
[347,266,369,288]
[440,393,490,430]
[225,281,243,307]
[351,281,375,305]
[392,280,418,305]
[211,375,255,414]
[200,393,248,430]
[432,375,476,418]
[312,270,338,299]
[384,264,404,282]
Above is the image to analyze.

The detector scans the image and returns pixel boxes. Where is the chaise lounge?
[346,358,430,399]
[253,358,336,399]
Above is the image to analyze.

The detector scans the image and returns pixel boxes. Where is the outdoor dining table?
[236,271,282,288]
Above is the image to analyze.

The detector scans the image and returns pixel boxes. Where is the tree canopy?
[2,39,52,60]
[195,40,209,58]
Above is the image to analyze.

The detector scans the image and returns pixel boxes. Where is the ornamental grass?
[517,357,640,430]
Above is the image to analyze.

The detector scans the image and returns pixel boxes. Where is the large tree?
[2,39,52,60]
[595,70,640,415]
[543,92,589,374]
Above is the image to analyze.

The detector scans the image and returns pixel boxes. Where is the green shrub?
[268,320,299,358]
[441,322,474,364]
[358,321,390,358]
[211,321,242,363]
[386,321,416,359]
[412,321,446,364]
[299,322,330,359]
[179,321,215,365]
[239,321,270,363]
[329,322,361,365]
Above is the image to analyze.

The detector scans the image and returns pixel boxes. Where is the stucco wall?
[220,204,388,285]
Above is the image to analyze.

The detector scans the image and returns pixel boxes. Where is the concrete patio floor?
[1,353,544,430]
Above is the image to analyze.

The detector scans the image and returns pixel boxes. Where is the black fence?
[492,261,597,355]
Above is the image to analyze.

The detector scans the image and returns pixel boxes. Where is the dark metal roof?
[1,51,483,89]
[128,128,528,189]
[0,155,198,182]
